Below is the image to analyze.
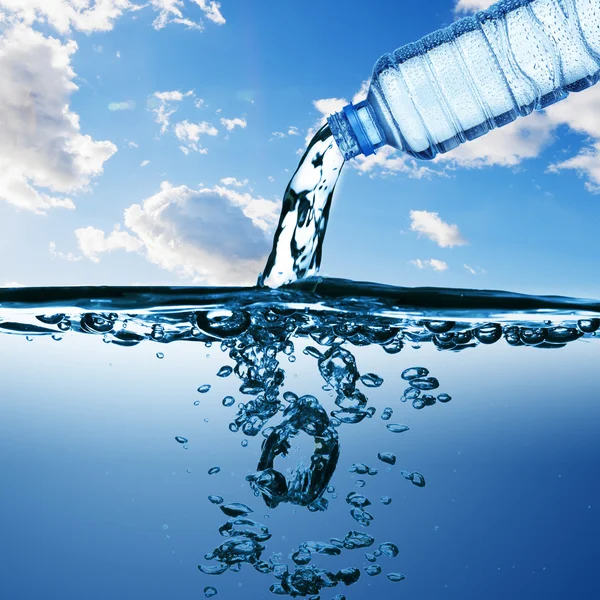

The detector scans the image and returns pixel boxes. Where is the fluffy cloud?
[149,0,226,30]
[410,258,449,272]
[409,210,468,248]
[151,89,194,133]
[193,0,225,25]
[75,225,143,263]
[220,177,248,187]
[0,25,116,213]
[437,112,554,168]
[547,143,600,193]
[174,120,218,153]
[0,0,137,34]
[455,0,495,13]
[220,117,247,131]
[75,182,279,285]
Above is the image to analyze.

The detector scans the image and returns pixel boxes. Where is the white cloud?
[116,50,121,58]
[268,175,275,182]
[151,89,194,133]
[220,117,247,131]
[149,0,201,30]
[287,126,300,136]
[1,281,25,287]
[75,225,143,263]
[409,210,468,248]
[0,25,116,213]
[49,241,82,261]
[193,0,225,25]
[410,258,449,272]
[464,264,486,275]
[140,160,150,167]
[547,143,600,193]
[75,182,278,285]
[0,0,137,34]
[455,0,495,13]
[194,98,205,109]
[355,145,443,179]
[220,177,248,187]
[437,112,553,168]
[270,131,286,141]
[127,141,139,148]
[173,119,218,153]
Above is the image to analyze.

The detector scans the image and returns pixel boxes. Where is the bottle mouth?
[327,102,378,160]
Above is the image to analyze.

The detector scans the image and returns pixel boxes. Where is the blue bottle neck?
[327,101,384,160]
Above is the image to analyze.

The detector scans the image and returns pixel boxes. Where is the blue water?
[0,280,598,599]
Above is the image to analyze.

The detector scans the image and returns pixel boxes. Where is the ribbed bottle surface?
[334,0,600,160]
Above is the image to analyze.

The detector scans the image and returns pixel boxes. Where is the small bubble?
[194,400,200,406]
[162,524,168,529]
[380,496,392,505]
[197,384,211,393]
[174,436,188,444]
[241,439,248,447]
[156,352,164,359]
[434,525,440,531]
[387,572,406,582]
[208,495,223,505]
[386,424,409,434]
[205,341,212,348]
[26,336,33,342]
[204,586,218,598]
[356,480,366,488]
[222,396,235,407]
[208,467,221,475]
[217,365,232,378]
[365,564,382,576]
[288,355,296,363]
[186,468,192,473]
[182,444,189,450]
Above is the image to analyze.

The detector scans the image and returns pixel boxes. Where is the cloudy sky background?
[1,0,600,297]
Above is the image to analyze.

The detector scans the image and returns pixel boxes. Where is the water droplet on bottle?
[437,393,452,403]
[175,436,188,444]
[207,495,223,505]
[156,352,164,359]
[194,400,200,406]
[204,586,218,598]
[197,384,211,393]
[380,496,392,505]
[208,466,220,475]
[387,572,406,582]
[356,479,366,488]
[241,439,248,447]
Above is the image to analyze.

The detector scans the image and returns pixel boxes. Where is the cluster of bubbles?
[2,291,598,598]
[199,493,406,600]
[400,366,452,410]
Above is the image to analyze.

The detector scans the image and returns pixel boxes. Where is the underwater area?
[1,279,598,599]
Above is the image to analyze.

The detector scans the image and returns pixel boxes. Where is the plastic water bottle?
[328,0,600,161]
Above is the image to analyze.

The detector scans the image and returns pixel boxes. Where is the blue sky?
[1,0,600,297]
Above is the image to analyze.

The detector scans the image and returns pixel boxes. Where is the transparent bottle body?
[330,0,600,160]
